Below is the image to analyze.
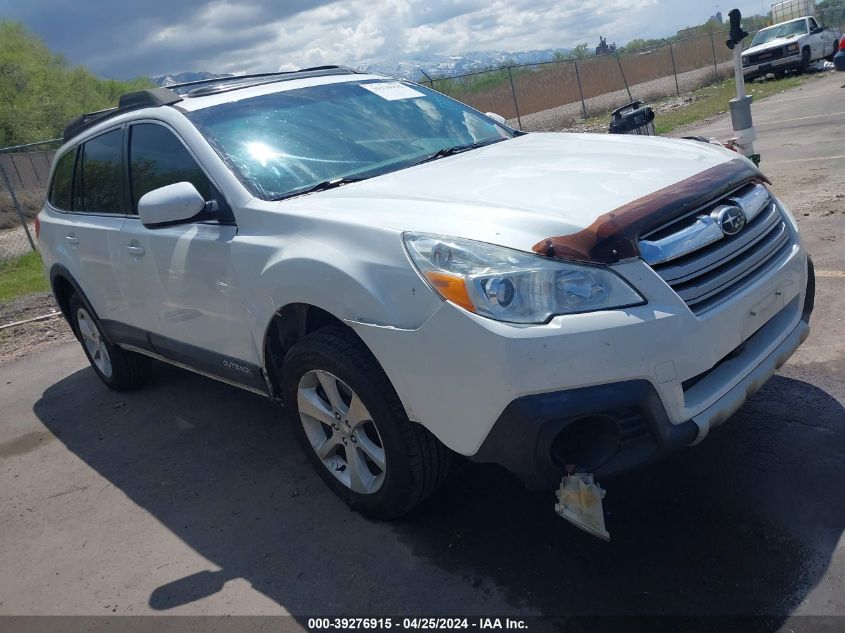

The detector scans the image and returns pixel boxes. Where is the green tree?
[817,0,845,24]
[621,37,667,52]
[741,15,771,33]
[0,21,153,146]
[569,43,590,59]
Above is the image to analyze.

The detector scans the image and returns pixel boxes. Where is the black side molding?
[100,320,269,395]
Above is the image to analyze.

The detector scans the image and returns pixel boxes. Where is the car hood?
[283,132,747,254]
[744,36,799,55]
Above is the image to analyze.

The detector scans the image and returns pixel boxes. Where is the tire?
[282,326,451,519]
[68,291,152,391]
[798,47,811,74]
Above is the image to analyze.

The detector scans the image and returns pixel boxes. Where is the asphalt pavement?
[1,73,843,631]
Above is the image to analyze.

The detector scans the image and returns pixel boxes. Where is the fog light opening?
[552,415,621,472]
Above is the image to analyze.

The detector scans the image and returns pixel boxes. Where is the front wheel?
[282,326,450,519]
[68,291,151,391]
[798,48,811,74]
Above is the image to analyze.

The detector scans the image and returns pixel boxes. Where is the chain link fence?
[437,17,844,133]
[0,139,62,262]
[426,29,757,131]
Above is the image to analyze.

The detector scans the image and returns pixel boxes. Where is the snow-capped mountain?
[356,48,573,80]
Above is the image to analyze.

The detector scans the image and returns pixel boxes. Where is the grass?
[576,73,810,134]
[0,250,49,304]
[653,75,806,134]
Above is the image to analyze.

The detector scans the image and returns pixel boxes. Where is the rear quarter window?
[48,149,76,211]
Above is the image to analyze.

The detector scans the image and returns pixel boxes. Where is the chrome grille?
[748,47,785,65]
[640,183,793,315]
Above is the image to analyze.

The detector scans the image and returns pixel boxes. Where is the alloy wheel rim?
[76,308,112,378]
[297,369,386,494]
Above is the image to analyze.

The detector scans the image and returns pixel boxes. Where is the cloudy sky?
[2,0,767,78]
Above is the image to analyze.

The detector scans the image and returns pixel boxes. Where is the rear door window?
[76,129,124,213]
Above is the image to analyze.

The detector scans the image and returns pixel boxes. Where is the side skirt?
[100,320,272,397]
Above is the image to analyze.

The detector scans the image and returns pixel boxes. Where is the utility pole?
[725,8,759,165]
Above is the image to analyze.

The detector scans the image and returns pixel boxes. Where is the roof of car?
[63,65,376,142]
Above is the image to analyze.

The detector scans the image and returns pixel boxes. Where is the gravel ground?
[563,92,706,133]
[0,291,73,365]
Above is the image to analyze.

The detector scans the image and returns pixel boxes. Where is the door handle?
[65,234,79,245]
[126,244,146,257]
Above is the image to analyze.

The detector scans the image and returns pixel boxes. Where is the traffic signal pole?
[726,8,760,165]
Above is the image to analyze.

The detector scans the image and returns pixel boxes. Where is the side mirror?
[485,112,507,126]
[138,182,206,228]
[811,26,824,34]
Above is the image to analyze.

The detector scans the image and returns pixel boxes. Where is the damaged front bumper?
[743,52,803,80]
[470,258,815,491]
[470,377,700,489]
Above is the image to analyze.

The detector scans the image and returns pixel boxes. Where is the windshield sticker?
[361,82,424,100]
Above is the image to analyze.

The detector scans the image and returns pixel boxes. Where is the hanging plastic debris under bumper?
[554,473,610,541]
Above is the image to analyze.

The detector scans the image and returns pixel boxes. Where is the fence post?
[506,67,523,130]
[614,52,632,101]
[668,42,680,96]
[709,30,719,81]
[573,59,588,120]
[0,159,36,252]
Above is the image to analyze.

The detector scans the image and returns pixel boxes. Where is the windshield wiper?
[273,138,507,200]
[413,138,506,166]
[273,176,366,201]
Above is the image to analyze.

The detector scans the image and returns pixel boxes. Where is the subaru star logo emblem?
[713,205,746,236]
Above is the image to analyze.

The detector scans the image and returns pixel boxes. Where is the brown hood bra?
[532,158,769,264]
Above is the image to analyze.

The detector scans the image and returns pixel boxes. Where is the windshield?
[187,80,513,200]
[751,20,808,46]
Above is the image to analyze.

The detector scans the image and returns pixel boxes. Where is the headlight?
[786,43,799,55]
[742,56,750,67]
[403,233,645,324]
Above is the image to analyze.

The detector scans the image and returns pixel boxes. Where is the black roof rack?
[62,87,182,142]
[62,66,362,143]
[169,65,361,97]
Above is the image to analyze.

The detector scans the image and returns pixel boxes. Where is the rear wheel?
[283,326,451,519]
[69,291,151,390]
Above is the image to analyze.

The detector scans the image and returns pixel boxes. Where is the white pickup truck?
[742,16,841,80]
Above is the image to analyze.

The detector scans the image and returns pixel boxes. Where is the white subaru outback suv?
[38,67,813,530]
